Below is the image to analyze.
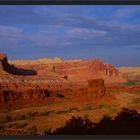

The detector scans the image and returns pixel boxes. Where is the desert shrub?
[0,123,17,129]
[109,105,118,113]
[124,80,137,86]
[132,98,140,104]
[0,115,12,124]
[83,114,89,119]
[25,126,38,135]
[130,90,140,95]
[53,107,80,115]
[41,127,51,135]
[95,104,118,113]
[96,104,108,109]
[83,105,93,111]
[54,110,68,114]
[67,107,80,113]
[15,114,26,121]
[24,112,37,120]
[15,123,27,129]
[12,112,37,121]
[83,104,111,111]
[37,111,50,116]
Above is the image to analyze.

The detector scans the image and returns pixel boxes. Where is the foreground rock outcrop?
[87,79,106,98]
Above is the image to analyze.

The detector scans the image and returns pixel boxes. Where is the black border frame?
[0,0,139,5]
[0,0,140,139]
[0,135,140,139]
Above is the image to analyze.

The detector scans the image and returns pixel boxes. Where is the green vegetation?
[0,115,12,124]
[83,114,89,119]
[15,123,27,129]
[0,122,27,130]
[15,114,26,120]
[14,112,37,121]
[0,111,37,124]
[83,104,118,113]
[41,127,51,135]
[132,98,140,104]
[130,90,140,95]
[37,111,50,116]
[83,105,93,111]
[25,126,38,135]
[0,107,81,125]
[54,107,80,114]
[123,80,137,86]
[96,104,107,109]
[25,112,36,120]
[109,105,118,113]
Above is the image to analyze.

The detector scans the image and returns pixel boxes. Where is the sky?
[0,6,140,67]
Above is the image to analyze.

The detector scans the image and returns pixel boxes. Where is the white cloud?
[68,28,107,38]
[0,25,23,39]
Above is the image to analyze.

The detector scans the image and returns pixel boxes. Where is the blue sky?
[0,6,140,66]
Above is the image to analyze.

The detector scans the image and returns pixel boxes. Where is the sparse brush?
[132,98,140,104]
[41,127,51,135]
[54,110,68,114]
[109,105,118,113]
[124,80,137,86]
[24,112,37,120]
[96,104,107,109]
[15,123,27,129]
[130,90,140,95]
[14,114,26,121]
[0,115,12,124]
[83,114,89,119]
[67,107,79,113]
[83,105,93,111]
[25,126,38,135]
[37,111,50,116]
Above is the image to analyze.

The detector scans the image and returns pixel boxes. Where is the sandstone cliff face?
[0,53,126,103]
[0,53,125,90]
[0,79,106,105]
[76,79,106,99]
[0,89,52,103]
[0,53,126,108]
[32,59,125,84]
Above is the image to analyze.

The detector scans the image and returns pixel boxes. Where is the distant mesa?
[0,52,126,83]
[9,57,63,66]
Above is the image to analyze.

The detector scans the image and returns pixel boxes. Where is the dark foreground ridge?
[44,108,140,135]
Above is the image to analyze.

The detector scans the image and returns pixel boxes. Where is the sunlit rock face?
[87,79,106,98]
[0,52,126,105]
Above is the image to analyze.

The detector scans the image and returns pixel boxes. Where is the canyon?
[0,53,126,104]
[1,53,140,135]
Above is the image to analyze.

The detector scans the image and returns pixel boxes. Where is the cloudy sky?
[0,6,140,66]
